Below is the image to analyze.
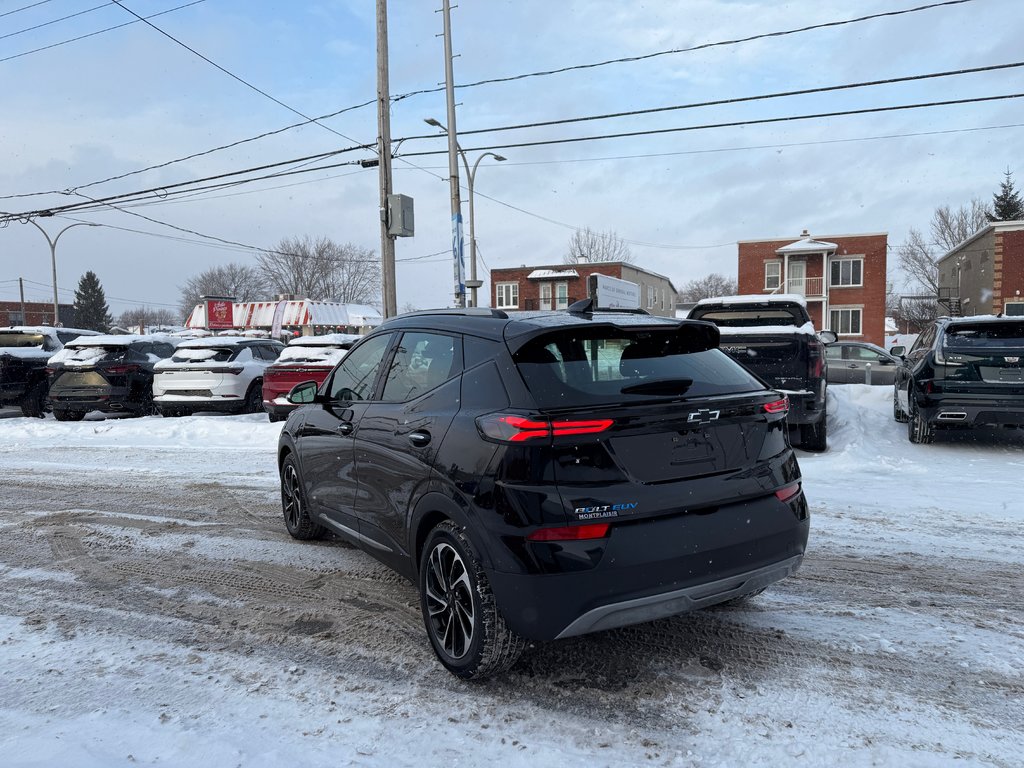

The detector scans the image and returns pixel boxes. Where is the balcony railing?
[778,277,825,297]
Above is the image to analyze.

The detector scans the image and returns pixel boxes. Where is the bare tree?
[897,198,990,311]
[256,236,380,304]
[564,228,633,264]
[179,263,268,319]
[118,307,180,329]
[679,273,737,303]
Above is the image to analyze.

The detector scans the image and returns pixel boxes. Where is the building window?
[555,282,569,310]
[496,282,519,309]
[765,261,781,290]
[829,307,863,335]
[647,285,656,308]
[8,311,24,325]
[1004,302,1024,316]
[830,258,863,287]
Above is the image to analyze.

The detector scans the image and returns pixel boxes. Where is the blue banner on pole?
[452,212,465,300]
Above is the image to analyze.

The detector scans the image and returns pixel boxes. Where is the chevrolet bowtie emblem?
[687,408,721,425]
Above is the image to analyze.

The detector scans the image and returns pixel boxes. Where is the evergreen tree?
[990,169,1024,221]
[74,271,113,331]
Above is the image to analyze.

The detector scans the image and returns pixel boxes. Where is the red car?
[262,334,360,421]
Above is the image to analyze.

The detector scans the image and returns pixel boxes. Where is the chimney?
[800,229,810,238]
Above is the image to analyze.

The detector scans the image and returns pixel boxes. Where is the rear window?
[0,332,47,349]
[514,328,764,407]
[943,323,1024,349]
[276,345,348,365]
[171,347,236,363]
[691,308,804,327]
[64,346,129,366]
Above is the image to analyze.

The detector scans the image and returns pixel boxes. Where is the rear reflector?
[774,483,802,503]
[527,523,610,542]
[763,396,789,414]
[477,414,613,443]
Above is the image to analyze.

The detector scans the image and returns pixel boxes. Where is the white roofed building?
[185,298,382,337]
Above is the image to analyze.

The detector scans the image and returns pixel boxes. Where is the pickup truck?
[0,326,100,416]
[688,295,835,451]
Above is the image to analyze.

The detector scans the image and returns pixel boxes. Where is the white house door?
[787,261,806,296]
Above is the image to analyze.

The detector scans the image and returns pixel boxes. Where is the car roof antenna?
[567,298,595,315]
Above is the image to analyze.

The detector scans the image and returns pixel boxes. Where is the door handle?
[408,430,431,447]
[336,422,354,436]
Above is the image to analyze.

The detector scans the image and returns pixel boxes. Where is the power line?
[391,0,979,102]
[1,2,113,42]
[0,144,372,220]
[0,0,205,64]
[108,0,369,149]
[0,1,55,19]
[414,61,1024,140]
[19,277,181,309]
[398,93,1024,157]
[0,0,976,201]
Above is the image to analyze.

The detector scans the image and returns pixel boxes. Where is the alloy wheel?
[282,463,303,531]
[424,542,475,660]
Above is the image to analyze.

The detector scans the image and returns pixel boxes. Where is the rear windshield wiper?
[620,378,694,396]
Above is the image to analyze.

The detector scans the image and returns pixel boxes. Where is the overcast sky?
[1,0,1020,319]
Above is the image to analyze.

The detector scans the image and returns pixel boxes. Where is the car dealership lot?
[0,387,1021,767]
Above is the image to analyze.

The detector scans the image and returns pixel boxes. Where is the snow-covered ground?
[0,387,1021,767]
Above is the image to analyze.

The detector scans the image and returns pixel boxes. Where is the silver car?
[825,341,899,385]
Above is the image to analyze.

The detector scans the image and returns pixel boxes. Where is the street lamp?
[22,219,99,326]
[425,117,506,308]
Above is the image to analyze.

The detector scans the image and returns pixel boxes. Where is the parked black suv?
[687,296,836,451]
[277,304,810,679]
[892,315,1024,443]
[0,326,100,417]
[47,335,179,420]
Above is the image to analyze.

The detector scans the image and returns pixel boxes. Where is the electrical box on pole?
[387,194,415,237]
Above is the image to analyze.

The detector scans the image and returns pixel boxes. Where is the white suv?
[152,337,283,416]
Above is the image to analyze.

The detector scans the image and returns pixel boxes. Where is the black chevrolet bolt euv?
[277,301,809,679]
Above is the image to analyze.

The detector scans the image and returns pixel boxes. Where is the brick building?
[936,220,1024,317]
[736,230,888,346]
[1,300,76,327]
[488,262,678,317]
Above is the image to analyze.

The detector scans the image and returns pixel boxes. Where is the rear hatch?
[0,331,52,387]
[687,300,818,390]
[264,345,347,399]
[51,345,131,397]
[936,320,1024,393]
[154,346,238,396]
[503,322,792,524]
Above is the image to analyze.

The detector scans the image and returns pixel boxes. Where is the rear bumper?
[154,394,245,412]
[555,554,803,639]
[50,386,143,413]
[780,388,826,425]
[919,395,1024,427]
[486,492,810,641]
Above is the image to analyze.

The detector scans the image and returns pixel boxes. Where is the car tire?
[419,520,526,680]
[799,413,827,452]
[719,587,767,606]
[20,382,47,418]
[280,454,326,541]
[908,396,934,444]
[268,411,287,423]
[53,408,86,422]
[243,381,263,414]
[893,385,909,423]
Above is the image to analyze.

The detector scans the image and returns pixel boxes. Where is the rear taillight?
[106,364,141,375]
[763,396,789,415]
[527,523,610,542]
[45,366,56,376]
[775,483,802,503]
[476,414,614,443]
[808,342,824,379]
[223,367,245,375]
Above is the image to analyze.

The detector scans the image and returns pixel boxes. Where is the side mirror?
[889,345,906,358]
[817,330,838,345]
[287,380,321,405]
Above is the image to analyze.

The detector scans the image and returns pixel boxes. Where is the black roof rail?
[394,307,509,320]
[566,298,650,316]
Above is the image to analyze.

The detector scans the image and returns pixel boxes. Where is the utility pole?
[376,0,398,318]
[19,277,26,325]
[440,0,465,308]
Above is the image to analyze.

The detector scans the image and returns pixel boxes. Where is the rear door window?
[382,332,461,402]
[514,327,764,408]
